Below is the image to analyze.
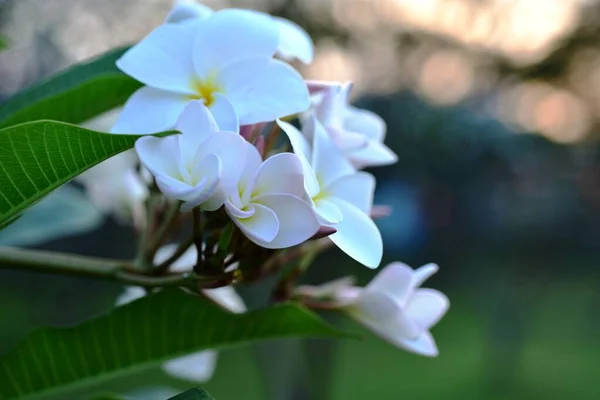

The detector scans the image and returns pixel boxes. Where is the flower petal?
[274,17,314,64]
[412,263,439,288]
[116,23,198,95]
[328,198,383,269]
[154,244,197,272]
[325,172,375,214]
[112,87,188,134]
[237,144,263,199]
[315,198,343,224]
[309,116,355,187]
[394,331,439,357]
[115,286,145,306]
[230,203,279,245]
[194,132,248,191]
[251,153,306,199]
[135,135,181,178]
[203,287,246,313]
[175,100,219,146]
[344,104,386,142]
[163,351,218,382]
[180,153,222,212]
[365,262,415,306]
[209,95,239,134]
[220,58,309,124]
[405,288,449,331]
[165,1,213,23]
[349,139,398,169]
[277,119,319,197]
[193,9,278,77]
[253,194,319,249]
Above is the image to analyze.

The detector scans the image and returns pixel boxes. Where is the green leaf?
[0,46,140,128]
[168,388,215,400]
[0,120,173,229]
[217,223,234,254]
[0,35,9,52]
[0,289,353,400]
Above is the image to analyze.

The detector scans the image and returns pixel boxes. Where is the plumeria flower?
[309,82,398,169]
[165,0,314,64]
[224,142,320,249]
[297,262,449,357]
[112,8,309,134]
[135,100,247,212]
[278,117,383,268]
[116,244,246,382]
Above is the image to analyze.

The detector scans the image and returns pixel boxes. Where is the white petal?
[274,17,314,64]
[348,290,420,340]
[135,135,181,178]
[325,172,375,214]
[112,87,188,134]
[309,116,355,187]
[154,244,197,273]
[220,58,309,124]
[276,119,311,159]
[405,288,449,331]
[175,100,219,145]
[314,85,342,128]
[209,95,239,134]
[295,276,356,301]
[328,198,383,269]
[236,143,263,197]
[115,286,145,306]
[315,198,343,225]
[365,262,415,306]
[165,1,213,23]
[230,203,279,245]
[193,9,278,77]
[203,287,246,313]
[194,132,248,191]
[344,105,386,141]
[181,153,222,212]
[413,263,439,288]
[250,153,306,199]
[349,139,398,169]
[393,331,439,357]
[253,194,320,249]
[116,23,198,94]
[163,351,218,382]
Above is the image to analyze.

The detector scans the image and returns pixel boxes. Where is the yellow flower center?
[189,75,222,107]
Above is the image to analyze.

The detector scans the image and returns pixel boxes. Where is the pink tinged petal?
[209,95,239,134]
[203,287,246,313]
[253,194,320,249]
[163,351,218,383]
[135,135,181,178]
[344,105,387,141]
[405,288,449,331]
[116,23,198,95]
[328,198,383,269]
[251,153,306,199]
[193,9,279,77]
[366,262,416,308]
[219,58,310,124]
[394,331,439,357]
[349,140,398,169]
[115,286,145,306]
[154,244,197,272]
[325,171,375,214]
[112,86,188,134]
[349,291,421,339]
[274,17,314,64]
[165,1,213,23]
[310,116,355,187]
[231,203,280,246]
[315,199,343,225]
[306,80,340,95]
[175,100,219,145]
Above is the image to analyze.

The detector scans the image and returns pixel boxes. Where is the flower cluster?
[79,0,449,383]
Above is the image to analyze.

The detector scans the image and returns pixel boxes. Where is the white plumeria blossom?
[116,244,246,383]
[298,262,449,357]
[278,117,383,268]
[165,0,314,64]
[224,142,320,249]
[310,83,398,169]
[135,100,247,212]
[112,8,309,134]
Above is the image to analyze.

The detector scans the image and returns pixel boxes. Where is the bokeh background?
[1,0,600,398]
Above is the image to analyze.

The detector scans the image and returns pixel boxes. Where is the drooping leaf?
[0,184,104,246]
[168,388,215,400]
[0,120,174,229]
[0,46,140,128]
[0,289,354,400]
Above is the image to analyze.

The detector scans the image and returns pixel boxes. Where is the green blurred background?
[1,0,600,398]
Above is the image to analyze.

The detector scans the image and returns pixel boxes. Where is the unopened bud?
[306,80,340,95]
[370,205,392,219]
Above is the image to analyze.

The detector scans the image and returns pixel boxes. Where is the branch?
[0,247,214,288]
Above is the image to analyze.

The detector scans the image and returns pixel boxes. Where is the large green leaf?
[0,289,352,400]
[168,388,215,400]
[0,46,140,128]
[0,120,168,229]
